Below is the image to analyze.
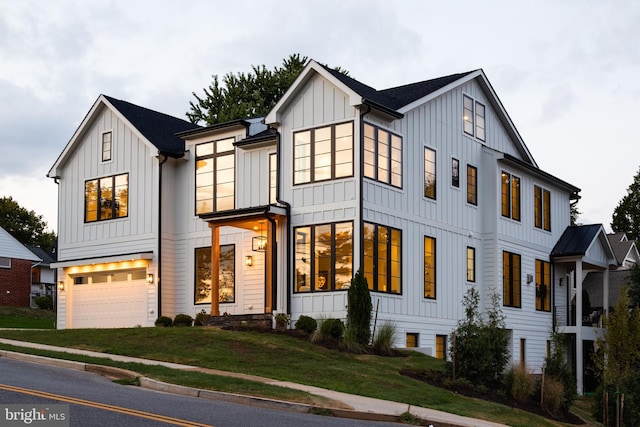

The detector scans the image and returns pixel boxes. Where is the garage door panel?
[71,280,149,328]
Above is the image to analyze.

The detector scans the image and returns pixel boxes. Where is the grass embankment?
[0,321,585,427]
[0,306,56,329]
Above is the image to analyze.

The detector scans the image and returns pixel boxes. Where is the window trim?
[467,165,478,206]
[451,157,460,188]
[363,222,402,294]
[84,173,129,223]
[503,251,522,308]
[535,259,551,312]
[435,334,447,360]
[424,236,436,299]
[195,137,236,214]
[466,246,476,282]
[534,185,551,231]
[424,147,436,200]
[101,131,112,162]
[293,121,354,185]
[463,94,486,141]
[363,122,403,188]
[501,171,521,221]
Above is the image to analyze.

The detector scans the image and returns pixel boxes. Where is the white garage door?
[70,270,149,328]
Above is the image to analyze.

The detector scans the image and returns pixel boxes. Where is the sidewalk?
[0,338,506,427]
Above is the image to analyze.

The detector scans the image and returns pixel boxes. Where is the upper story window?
[269,153,277,204]
[294,221,353,292]
[501,171,521,221]
[424,147,436,200]
[534,185,551,231]
[463,95,486,141]
[503,250,521,308]
[101,132,112,162]
[424,236,436,299]
[535,259,551,312]
[452,158,460,188]
[364,222,401,294]
[467,246,476,282]
[195,138,235,214]
[85,173,128,223]
[467,164,478,206]
[294,122,353,185]
[364,123,402,188]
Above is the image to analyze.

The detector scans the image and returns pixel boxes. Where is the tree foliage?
[0,196,56,252]
[611,166,640,241]
[451,287,510,386]
[346,269,373,346]
[628,264,640,308]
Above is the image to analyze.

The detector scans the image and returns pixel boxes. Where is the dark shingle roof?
[606,233,635,265]
[28,246,56,265]
[551,224,603,258]
[320,65,476,112]
[104,95,200,157]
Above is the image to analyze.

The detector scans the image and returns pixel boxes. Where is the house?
[49,60,607,393]
[0,225,42,307]
[27,246,58,308]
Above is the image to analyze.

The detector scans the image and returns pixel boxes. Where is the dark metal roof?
[104,95,200,157]
[551,224,603,258]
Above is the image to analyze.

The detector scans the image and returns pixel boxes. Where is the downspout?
[273,128,292,314]
[358,104,372,271]
[157,153,169,317]
[267,215,278,313]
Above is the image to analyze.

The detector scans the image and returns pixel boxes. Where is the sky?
[0,0,638,233]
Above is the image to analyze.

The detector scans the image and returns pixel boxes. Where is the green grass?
[0,326,585,426]
[0,306,56,329]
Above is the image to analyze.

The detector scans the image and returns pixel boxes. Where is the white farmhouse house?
[48,59,615,393]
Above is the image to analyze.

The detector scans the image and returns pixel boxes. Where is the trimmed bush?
[35,295,53,310]
[294,315,317,334]
[346,269,373,346]
[154,316,173,327]
[194,309,210,326]
[173,313,193,327]
[320,318,344,341]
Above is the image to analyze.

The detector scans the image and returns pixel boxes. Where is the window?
[466,247,476,282]
[467,165,477,205]
[102,131,112,162]
[0,257,10,268]
[536,259,551,311]
[520,338,526,369]
[503,251,521,307]
[363,123,402,188]
[195,244,235,304]
[501,171,521,221]
[451,158,460,188]
[406,333,419,348]
[534,186,551,231]
[85,173,128,222]
[363,222,401,294]
[195,138,235,214]
[269,153,277,204]
[436,335,447,360]
[424,236,436,298]
[424,147,436,199]
[463,95,486,141]
[294,222,353,292]
[294,122,353,185]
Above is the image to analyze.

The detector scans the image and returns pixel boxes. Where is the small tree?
[347,269,373,346]
[611,166,640,242]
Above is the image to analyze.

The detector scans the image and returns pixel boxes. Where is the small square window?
[406,333,419,348]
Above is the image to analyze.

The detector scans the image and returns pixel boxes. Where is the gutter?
[273,128,292,314]
[157,153,169,317]
[358,104,372,271]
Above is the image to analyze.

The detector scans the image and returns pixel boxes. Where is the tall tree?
[0,196,56,252]
[611,166,640,241]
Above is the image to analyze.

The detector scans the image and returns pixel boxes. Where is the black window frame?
[195,137,235,215]
[363,122,403,188]
[467,165,478,206]
[194,244,236,305]
[363,222,402,294]
[84,173,129,223]
[463,94,486,141]
[424,147,436,200]
[535,259,551,312]
[503,250,522,308]
[451,157,460,188]
[424,235,436,299]
[534,185,551,231]
[101,131,112,162]
[501,171,521,221]
[466,246,476,282]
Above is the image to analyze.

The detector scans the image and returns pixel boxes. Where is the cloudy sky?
[1,0,638,233]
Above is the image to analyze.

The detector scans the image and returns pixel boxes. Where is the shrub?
[194,309,210,326]
[154,316,173,327]
[541,375,564,415]
[294,315,317,334]
[173,313,193,327]
[372,321,397,355]
[346,269,372,345]
[274,313,290,330]
[505,365,535,403]
[320,318,344,341]
[544,329,577,411]
[35,295,53,310]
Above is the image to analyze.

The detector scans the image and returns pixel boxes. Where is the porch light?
[58,282,65,291]
[147,273,154,284]
[252,236,267,252]
[245,255,253,267]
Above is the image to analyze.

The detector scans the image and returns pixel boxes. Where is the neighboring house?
[50,59,610,393]
[27,246,58,308]
[0,226,42,307]
[606,232,639,270]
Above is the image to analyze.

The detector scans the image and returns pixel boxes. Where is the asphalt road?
[0,357,403,427]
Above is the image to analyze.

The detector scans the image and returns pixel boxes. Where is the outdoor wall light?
[147,273,154,284]
[252,236,267,252]
[58,282,65,291]
[245,255,253,267]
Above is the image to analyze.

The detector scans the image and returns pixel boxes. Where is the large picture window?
[195,245,235,304]
[363,222,401,294]
[195,137,235,214]
[534,186,551,231]
[85,173,128,223]
[294,122,353,185]
[363,123,402,188]
[294,222,353,292]
[424,147,436,199]
[501,171,521,221]
[424,236,436,298]
[535,259,551,311]
[503,251,521,308]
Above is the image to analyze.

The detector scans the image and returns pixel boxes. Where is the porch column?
[575,260,584,395]
[209,224,220,316]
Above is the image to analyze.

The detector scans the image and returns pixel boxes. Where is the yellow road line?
[0,383,214,427]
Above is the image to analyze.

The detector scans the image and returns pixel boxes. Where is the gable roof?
[552,224,606,257]
[27,246,56,266]
[48,95,200,178]
[0,226,41,262]
[606,233,639,267]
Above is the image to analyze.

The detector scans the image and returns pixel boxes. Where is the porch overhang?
[199,205,287,227]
